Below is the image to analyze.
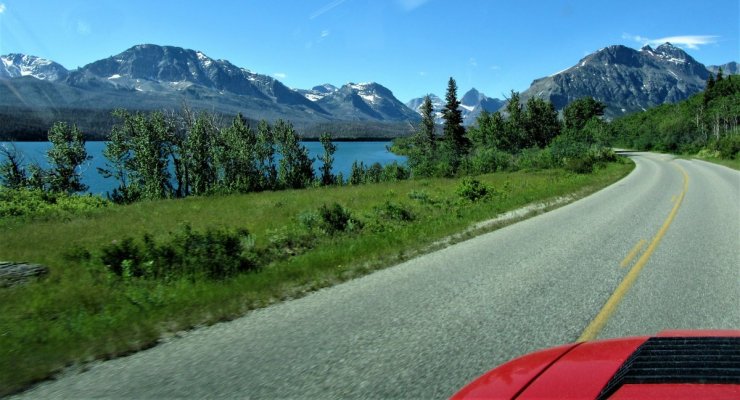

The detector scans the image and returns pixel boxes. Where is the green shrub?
[0,188,110,218]
[408,189,433,204]
[469,148,514,174]
[456,177,493,202]
[264,226,315,259]
[712,135,740,159]
[100,224,256,281]
[100,237,144,277]
[516,148,556,170]
[366,162,383,183]
[549,134,589,164]
[373,201,414,222]
[381,161,411,182]
[349,161,366,185]
[564,155,596,174]
[318,203,363,235]
[298,210,321,231]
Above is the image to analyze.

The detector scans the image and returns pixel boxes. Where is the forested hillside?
[611,71,739,159]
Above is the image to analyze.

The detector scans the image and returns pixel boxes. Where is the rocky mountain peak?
[316,82,419,121]
[654,42,690,61]
[312,84,338,94]
[520,43,714,118]
[406,89,503,126]
[0,53,69,82]
[461,88,484,106]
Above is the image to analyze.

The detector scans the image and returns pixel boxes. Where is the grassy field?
[0,161,633,395]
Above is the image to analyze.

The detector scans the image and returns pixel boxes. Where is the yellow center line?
[619,239,647,268]
[578,163,689,342]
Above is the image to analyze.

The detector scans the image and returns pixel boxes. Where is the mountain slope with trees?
[611,71,739,159]
[520,43,714,118]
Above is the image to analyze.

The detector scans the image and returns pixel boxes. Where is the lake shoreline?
[2,141,407,195]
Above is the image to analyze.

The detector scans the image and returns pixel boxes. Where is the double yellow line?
[578,163,690,342]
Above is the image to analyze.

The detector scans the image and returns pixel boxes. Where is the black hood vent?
[597,336,740,399]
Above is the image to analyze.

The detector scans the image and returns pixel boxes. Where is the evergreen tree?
[419,95,436,152]
[407,95,438,177]
[716,67,724,82]
[707,72,716,90]
[704,73,716,105]
[47,121,90,193]
[441,77,468,172]
[469,110,506,150]
[318,132,337,186]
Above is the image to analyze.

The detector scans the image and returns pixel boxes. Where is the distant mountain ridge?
[708,62,739,76]
[519,43,722,118]
[315,82,420,121]
[406,89,504,126]
[64,44,329,117]
[0,44,418,132]
[1,54,69,82]
[1,42,736,137]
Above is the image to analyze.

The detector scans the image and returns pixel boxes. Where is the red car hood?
[452,330,740,399]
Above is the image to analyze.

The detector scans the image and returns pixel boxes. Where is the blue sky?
[1,0,738,102]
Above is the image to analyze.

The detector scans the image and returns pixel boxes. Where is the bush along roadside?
[100,225,257,281]
[90,203,368,285]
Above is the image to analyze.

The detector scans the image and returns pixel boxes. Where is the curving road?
[17,152,740,399]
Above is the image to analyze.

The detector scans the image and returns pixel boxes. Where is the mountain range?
[518,43,728,118]
[0,42,736,139]
[0,44,420,139]
[707,62,738,76]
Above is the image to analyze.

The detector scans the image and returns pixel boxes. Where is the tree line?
[610,70,739,158]
[403,77,614,177]
[0,107,411,204]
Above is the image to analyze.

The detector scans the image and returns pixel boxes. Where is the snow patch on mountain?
[0,54,69,82]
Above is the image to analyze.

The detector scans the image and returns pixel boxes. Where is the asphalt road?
[18,152,740,399]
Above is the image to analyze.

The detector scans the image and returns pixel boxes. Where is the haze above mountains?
[0,43,736,136]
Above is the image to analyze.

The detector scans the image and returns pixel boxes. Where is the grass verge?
[689,155,740,170]
[0,161,633,395]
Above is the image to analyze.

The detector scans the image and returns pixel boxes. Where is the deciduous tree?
[47,121,90,193]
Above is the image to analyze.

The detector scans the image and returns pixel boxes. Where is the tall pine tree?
[442,77,468,173]
[419,95,436,153]
[407,95,438,177]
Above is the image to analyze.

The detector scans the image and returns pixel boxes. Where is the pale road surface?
[17,152,740,399]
